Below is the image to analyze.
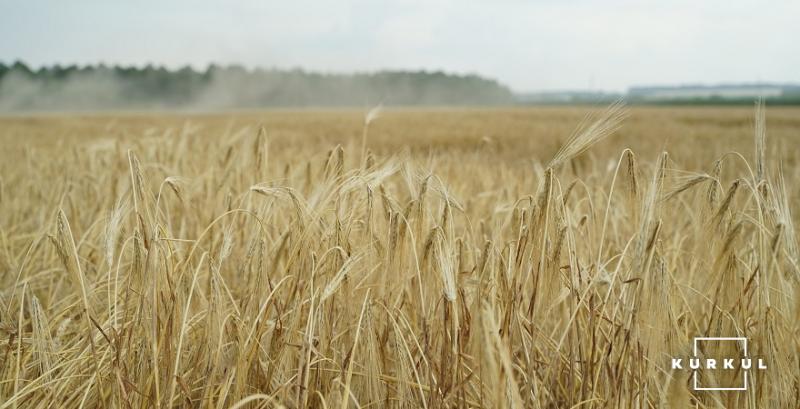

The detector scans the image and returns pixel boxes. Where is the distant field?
[2,106,800,407]
[4,106,800,162]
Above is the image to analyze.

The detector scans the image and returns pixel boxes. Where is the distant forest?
[0,61,515,111]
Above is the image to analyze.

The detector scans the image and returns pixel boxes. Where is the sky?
[2,0,799,92]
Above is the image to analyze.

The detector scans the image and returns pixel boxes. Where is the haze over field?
[2,62,799,112]
[0,63,515,111]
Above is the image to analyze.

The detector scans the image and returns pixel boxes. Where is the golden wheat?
[0,106,799,408]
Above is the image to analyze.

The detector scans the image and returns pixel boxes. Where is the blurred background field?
[5,106,800,164]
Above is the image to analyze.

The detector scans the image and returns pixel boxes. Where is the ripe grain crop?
[0,106,799,408]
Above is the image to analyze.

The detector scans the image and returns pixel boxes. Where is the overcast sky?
[2,0,799,92]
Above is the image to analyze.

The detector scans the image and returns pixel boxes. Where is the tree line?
[0,61,515,111]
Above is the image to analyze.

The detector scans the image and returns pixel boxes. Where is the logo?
[670,337,767,391]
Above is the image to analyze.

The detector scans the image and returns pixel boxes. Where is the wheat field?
[1,105,800,408]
